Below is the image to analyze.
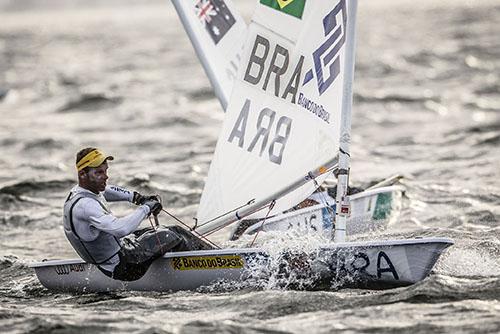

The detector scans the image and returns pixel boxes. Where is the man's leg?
[112,226,213,281]
[135,228,187,257]
[166,225,214,250]
[112,229,185,281]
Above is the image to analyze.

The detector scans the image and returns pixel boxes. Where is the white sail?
[172,0,247,110]
[197,0,350,227]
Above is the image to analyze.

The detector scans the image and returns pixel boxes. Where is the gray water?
[1,0,500,333]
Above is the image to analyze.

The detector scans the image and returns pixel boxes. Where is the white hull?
[230,185,405,240]
[31,238,452,293]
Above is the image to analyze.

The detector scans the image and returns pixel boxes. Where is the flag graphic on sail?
[260,0,306,19]
[197,0,348,224]
[195,0,237,45]
[173,0,246,110]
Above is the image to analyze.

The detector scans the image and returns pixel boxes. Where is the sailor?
[63,147,211,281]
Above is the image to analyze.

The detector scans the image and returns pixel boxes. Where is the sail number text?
[244,34,303,104]
[228,99,292,165]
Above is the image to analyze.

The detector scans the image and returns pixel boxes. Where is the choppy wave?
[0,212,36,227]
[22,138,66,151]
[0,179,74,197]
[0,88,8,101]
[474,84,500,95]
[355,91,436,104]
[186,87,217,102]
[0,256,38,296]
[153,116,200,128]
[58,93,122,113]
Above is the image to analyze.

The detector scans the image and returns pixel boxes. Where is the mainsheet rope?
[161,208,221,249]
[146,195,221,251]
[198,164,340,236]
[151,164,338,250]
[148,215,166,253]
[249,200,275,247]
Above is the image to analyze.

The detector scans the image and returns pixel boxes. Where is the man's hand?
[133,191,158,205]
[143,198,163,217]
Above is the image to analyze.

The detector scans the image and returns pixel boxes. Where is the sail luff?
[195,157,338,235]
[172,0,229,109]
[334,0,358,243]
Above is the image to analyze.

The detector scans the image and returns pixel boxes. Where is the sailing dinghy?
[31,238,451,292]
[31,0,452,293]
[173,0,407,238]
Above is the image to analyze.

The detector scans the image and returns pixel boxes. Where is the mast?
[172,0,229,110]
[334,0,358,243]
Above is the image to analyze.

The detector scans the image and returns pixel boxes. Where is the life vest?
[63,191,121,265]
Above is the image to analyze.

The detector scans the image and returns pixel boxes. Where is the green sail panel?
[260,0,306,19]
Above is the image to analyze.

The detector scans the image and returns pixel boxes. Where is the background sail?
[197,0,349,223]
[172,0,247,110]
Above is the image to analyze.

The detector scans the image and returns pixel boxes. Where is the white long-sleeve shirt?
[69,185,150,271]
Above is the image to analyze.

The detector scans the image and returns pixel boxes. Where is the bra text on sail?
[242,32,335,125]
[228,99,292,165]
[244,34,303,104]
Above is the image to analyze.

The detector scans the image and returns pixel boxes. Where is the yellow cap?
[76,149,114,171]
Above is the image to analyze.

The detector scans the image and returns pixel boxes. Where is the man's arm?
[103,185,134,202]
[104,185,157,206]
[78,199,150,238]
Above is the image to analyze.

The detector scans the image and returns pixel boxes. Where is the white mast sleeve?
[335,0,358,243]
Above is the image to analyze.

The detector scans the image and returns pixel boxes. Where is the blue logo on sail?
[303,0,347,95]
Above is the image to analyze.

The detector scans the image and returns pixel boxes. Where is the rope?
[157,164,339,246]
[198,165,339,238]
[147,195,166,254]
[249,200,275,247]
[161,208,220,249]
[148,215,166,254]
[149,195,220,251]
[309,171,336,226]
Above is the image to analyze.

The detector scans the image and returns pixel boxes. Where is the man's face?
[80,162,109,193]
